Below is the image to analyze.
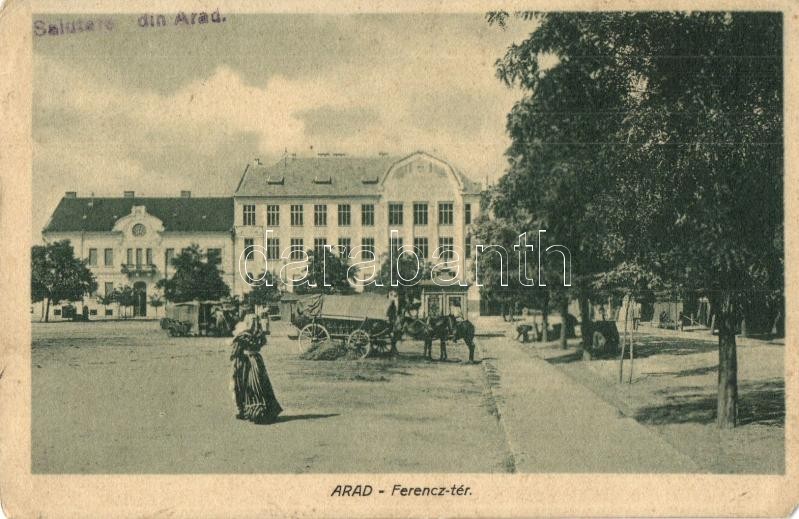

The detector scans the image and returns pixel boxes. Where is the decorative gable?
[381,152,464,201]
[112,205,165,238]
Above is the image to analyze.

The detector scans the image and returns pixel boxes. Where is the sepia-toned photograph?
[1,1,796,516]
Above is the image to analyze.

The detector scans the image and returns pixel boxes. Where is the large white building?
[40,194,235,319]
[38,151,483,320]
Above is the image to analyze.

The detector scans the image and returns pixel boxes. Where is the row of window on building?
[242,202,472,227]
[50,306,113,317]
[92,281,143,301]
[244,236,473,261]
[85,247,222,268]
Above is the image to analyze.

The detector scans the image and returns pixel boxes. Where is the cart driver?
[404,293,422,319]
[386,290,400,354]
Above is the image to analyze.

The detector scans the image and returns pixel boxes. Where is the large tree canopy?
[366,249,435,309]
[488,12,783,427]
[156,244,230,302]
[295,247,358,295]
[31,240,97,322]
[243,271,282,306]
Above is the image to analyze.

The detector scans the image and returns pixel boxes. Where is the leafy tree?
[96,291,116,317]
[114,286,136,318]
[471,210,537,320]
[296,248,357,295]
[156,244,230,302]
[148,292,165,317]
[488,12,783,427]
[243,271,282,307]
[31,240,97,322]
[488,13,622,351]
[114,285,137,317]
[367,248,434,310]
[471,203,573,343]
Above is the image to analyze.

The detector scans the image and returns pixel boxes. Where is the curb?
[474,337,519,473]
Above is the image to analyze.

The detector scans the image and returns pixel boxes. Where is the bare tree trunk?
[44,298,51,322]
[629,320,635,384]
[542,292,549,342]
[619,295,630,383]
[578,289,591,359]
[716,292,738,428]
[559,296,569,349]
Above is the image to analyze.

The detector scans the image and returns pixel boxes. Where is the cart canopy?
[294,293,388,321]
[166,302,199,325]
[321,294,387,320]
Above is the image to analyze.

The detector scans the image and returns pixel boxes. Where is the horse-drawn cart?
[160,300,236,337]
[291,294,393,358]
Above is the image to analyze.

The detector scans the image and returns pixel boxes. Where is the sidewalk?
[477,335,701,473]
[637,323,785,347]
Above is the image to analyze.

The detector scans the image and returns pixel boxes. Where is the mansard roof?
[234,152,482,197]
[43,197,234,233]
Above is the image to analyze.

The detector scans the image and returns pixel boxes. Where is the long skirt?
[232,351,283,424]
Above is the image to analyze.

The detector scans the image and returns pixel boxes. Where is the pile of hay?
[300,342,364,361]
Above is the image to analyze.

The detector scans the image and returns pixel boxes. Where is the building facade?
[39,194,235,320]
[38,151,482,321]
[233,151,482,311]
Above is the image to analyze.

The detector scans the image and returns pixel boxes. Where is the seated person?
[405,295,422,319]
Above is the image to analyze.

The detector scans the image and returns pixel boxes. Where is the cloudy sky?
[33,13,533,240]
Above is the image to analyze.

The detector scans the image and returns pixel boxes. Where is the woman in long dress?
[230,313,283,424]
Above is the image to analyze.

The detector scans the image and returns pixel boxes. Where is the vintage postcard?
[0,0,797,517]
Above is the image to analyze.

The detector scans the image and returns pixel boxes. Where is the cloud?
[36,51,519,165]
[296,105,381,139]
[32,18,528,239]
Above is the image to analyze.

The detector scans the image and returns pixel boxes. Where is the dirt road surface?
[32,321,511,473]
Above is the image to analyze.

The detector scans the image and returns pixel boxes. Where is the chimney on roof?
[124,191,135,198]
[64,191,77,198]
[254,158,262,166]
[180,190,191,198]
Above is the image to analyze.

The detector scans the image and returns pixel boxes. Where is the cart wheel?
[298,323,331,354]
[371,339,391,356]
[347,329,371,358]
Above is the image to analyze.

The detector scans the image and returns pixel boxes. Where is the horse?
[402,315,476,362]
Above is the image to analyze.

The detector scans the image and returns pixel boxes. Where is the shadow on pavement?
[546,351,584,364]
[642,365,718,378]
[629,335,719,358]
[634,380,784,426]
[270,413,340,424]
